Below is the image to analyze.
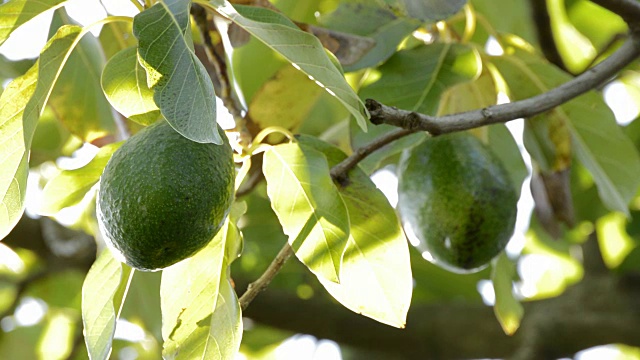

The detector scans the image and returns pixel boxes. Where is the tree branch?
[330,128,415,185]
[242,272,640,359]
[238,242,294,311]
[368,32,640,134]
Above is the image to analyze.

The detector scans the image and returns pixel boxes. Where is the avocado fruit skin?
[97,120,234,271]
[397,132,517,273]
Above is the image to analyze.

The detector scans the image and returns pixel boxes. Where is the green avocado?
[397,132,518,273]
[97,120,234,271]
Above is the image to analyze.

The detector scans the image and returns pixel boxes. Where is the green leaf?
[491,253,523,335]
[299,136,413,328]
[392,0,467,21]
[133,0,221,144]
[99,22,137,60]
[0,0,68,46]
[161,216,241,359]
[47,10,116,142]
[248,65,324,137]
[0,54,34,79]
[262,142,350,283]
[0,24,88,240]
[82,250,128,360]
[492,49,640,216]
[318,3,419,72]
[40,142,122,215]
[101,47,160,125]
[352,43,481,173]
[207,1,368,130]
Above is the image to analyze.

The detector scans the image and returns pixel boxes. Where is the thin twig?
[367,32,640,134]
[330,128,416,185]
[239,243,294,311]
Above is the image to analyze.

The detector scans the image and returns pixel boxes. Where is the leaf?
[0,54,34,79]
[248,65,324,137]
[392,0,467,22]
[492,49,640,216]
[317,3,419,72]
[207,1,368,130]
[205,275,243,359]
[0,0,68,46]
[488,125,528,197]
[39,142,122,215]
[262,142,350,283]
[161,214,242,359]
[491,253,523,335]
[47,10,116,142]
[0,25,87,240]
[99,22,136,60]
[82,250,128,360]
[101,47,160,125]
[299,135,413,328]
[133,0,221,144]
[352,43,481,173]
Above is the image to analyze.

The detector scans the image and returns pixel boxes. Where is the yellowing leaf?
[491,253,523,335]
[263,143,350,283]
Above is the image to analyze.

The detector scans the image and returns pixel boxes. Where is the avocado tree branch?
[238,242,294,311]
[367,31,640,134]
[242,271,640,359]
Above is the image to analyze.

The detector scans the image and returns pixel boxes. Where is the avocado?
[97,120,234,271]
[397,132,518,273]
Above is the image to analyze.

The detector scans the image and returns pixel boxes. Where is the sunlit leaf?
[352,43,481,173]
[596,212,636,269]
[101,47,160,125]
[47,10,116,142]
[161,215,242,359]
[470,0,537,44]
[491,253,523,335]
[0,25,86,240]
[299,136,413,328]
[99,21,136,60]
[39,142,122,215]
[82,250,127,360]
[133,0,221,144]
[493,49,640,216]
[0,0,68,46]
[263,142,350,283]
[547,0,596,73]
[206,1,368,130]
[206,274,243,358]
